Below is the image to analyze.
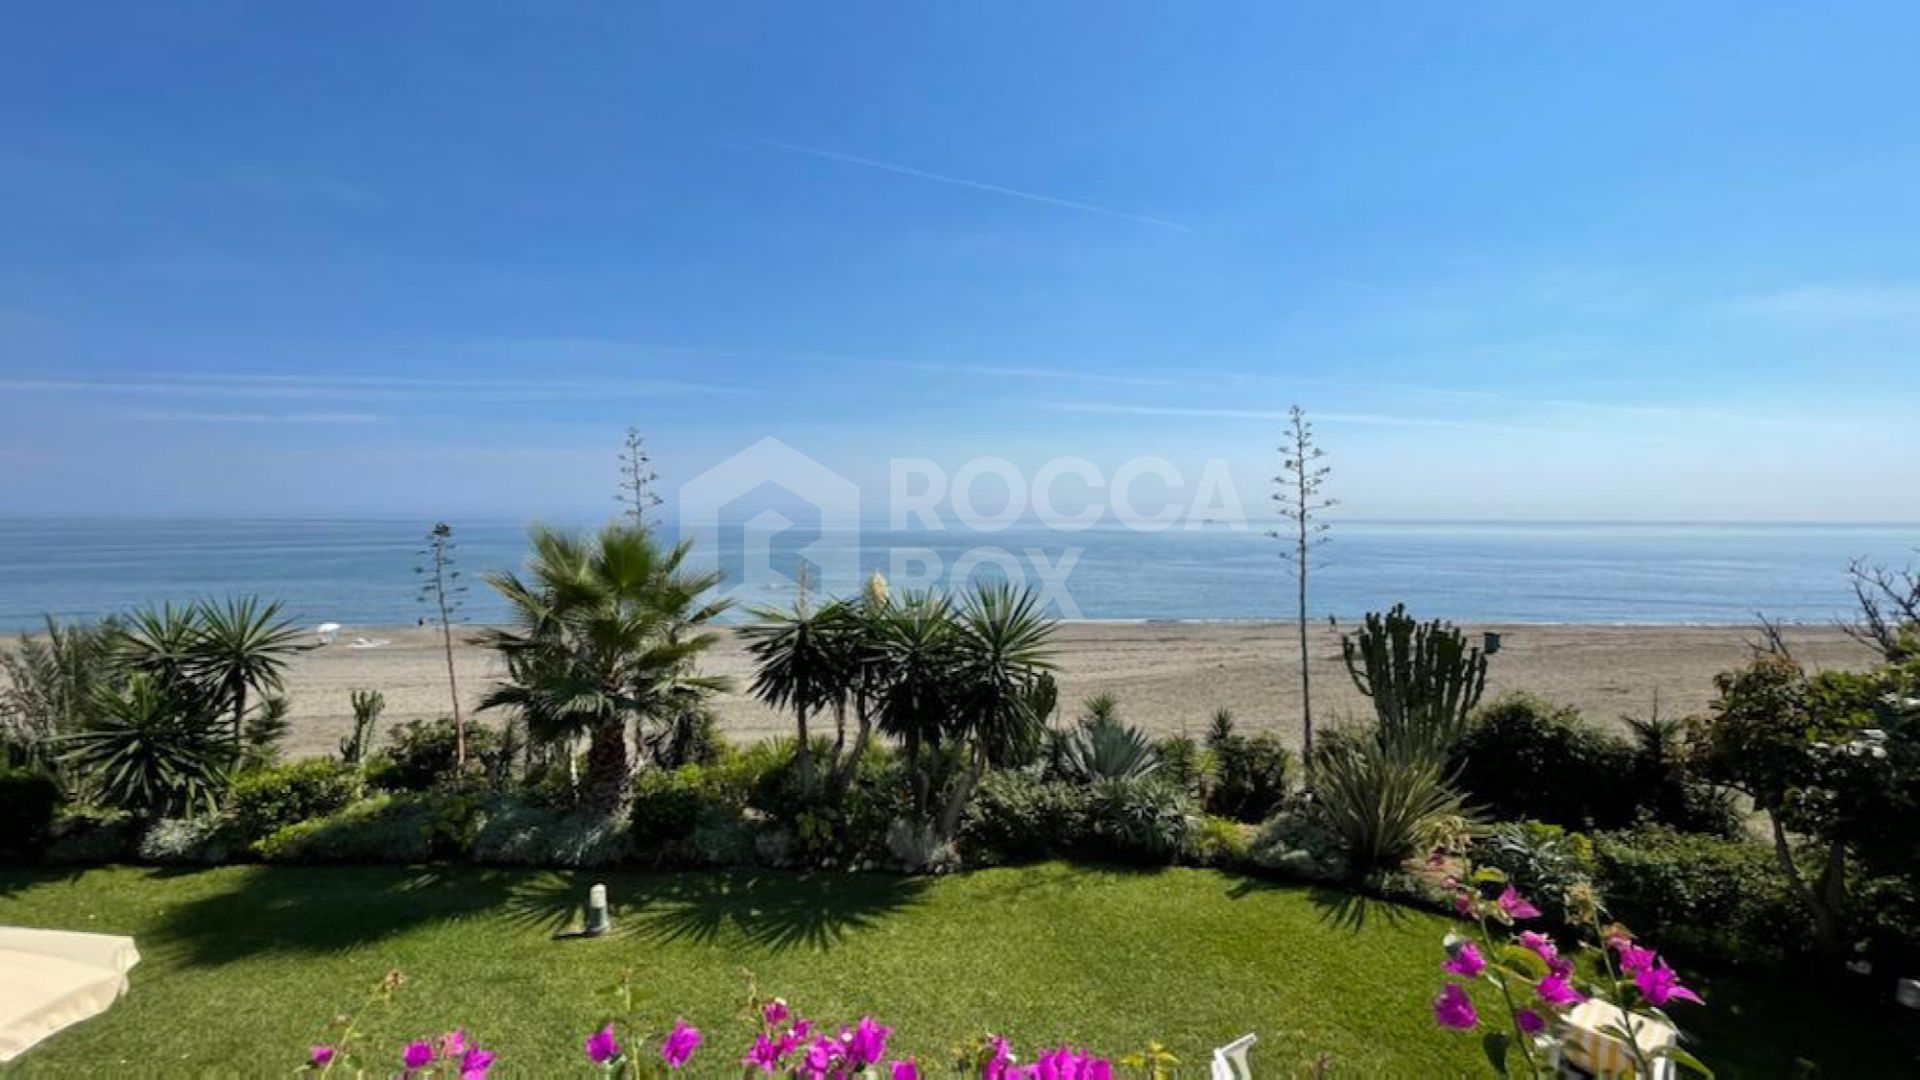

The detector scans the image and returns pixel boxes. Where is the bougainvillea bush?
[1431,867,1712,1078]
[298,972,1154,1079]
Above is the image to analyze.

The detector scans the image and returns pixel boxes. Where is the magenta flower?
[1433,983,1478,1030]
[459,1047,495,1079]
[659,1019,702,1069]
[438,1029,469,1059]
[891,1060,921,1080]
[1443,940,1486,978]
[1635,959,1705,1007]
[744,1033,784,1073]
[402,1041,433,1070]
[1516,1009,1546,1035]
[1614,939,1657,976]
[1517,930,1558,965]
[763,999,790,1028]
[309,1044,335,1067]
[803,1033,844,1077]
[1496,886,1541,921]
[584,1024,620,1065]
[983,1035,1015,1080]
[847,1017,892,1066]
[1452,892,1474,916]
[1536,971,1585,1008]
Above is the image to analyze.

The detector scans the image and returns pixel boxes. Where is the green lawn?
[0,864,1908,1076]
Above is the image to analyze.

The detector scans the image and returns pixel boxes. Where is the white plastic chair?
[1210,1033,1256,1080]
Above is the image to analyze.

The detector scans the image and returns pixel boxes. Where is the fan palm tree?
[190,596,305,759]
[64,672,227,817]
[479,524,728,813]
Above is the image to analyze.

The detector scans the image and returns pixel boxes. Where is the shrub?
[1592,825,1810,965]
[1207,731,1292,823]
[958,772,1091,864]
[1153,734,1207,796]
[1449,694,1631,829]
[1189,814,1253,868]
[471,798,628,868]
[1469,820,1598,928]
[255,793,484,864]
[44,805,139,864]
[1053,696,1159,783]
[138,816,233,864]
[629,765,752,866]
[0,767,62,860]
[1247,794,1348,881]
[746,739,904,868]
[1084,778,1196,863]
[227,759,360,843]
[369,717,501,793]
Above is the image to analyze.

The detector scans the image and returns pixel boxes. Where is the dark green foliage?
[0,766,63,860]
[255,792,485,864]
[958,772,1092,864]
[226,759,361,844]
[1311,736,1469,875]
[63,672,228,817]
[1593,826,1811,966]
[1341,605,1488,757]
[240,695,291,768]
[1,616,118,773]
[1206,726,1292,823]
[643,704,726,769]
[371,717,503,793]
[746,737,908,868]
[43,805,139,864]
[1451,694,1737,835]
[1085,779,1197,863]
[1154,734,1206,796]
[1469,820,1598,928]
[629,764,753,866]
[1189,815,1253,868]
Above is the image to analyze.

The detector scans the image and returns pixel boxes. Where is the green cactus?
[1340,604,1488,758]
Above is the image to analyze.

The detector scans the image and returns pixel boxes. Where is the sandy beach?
[268,621,1877,758]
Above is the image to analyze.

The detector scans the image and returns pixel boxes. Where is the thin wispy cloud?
[115,409,384,425]
[885,360,1188,389]
[1736,283,1920,325]
[0,371,746,401]
[741,137,1191,232]
[1026,400,1557,435]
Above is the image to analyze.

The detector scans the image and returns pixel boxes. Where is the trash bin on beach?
[1482,631,1502,655]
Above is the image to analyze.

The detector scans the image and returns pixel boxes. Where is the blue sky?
[2,2,1917,522]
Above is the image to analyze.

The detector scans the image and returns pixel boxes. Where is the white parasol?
[0,927,140,1062]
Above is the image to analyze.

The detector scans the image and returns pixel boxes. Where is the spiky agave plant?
[1311,737,1470,875]
[1057,694,1160,783]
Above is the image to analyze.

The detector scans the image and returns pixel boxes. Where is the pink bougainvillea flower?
[1452,892,1475,916]
[659,1019,702,1069]
[1536,971,1586,1008]
[1517,931,1559,964]
[584,1024,620,1065]
[1516,1009,1546,1035]
[803,1033,844,1078]
[744,1033,784,1074]
[1636,959,1705,1007]
[402,1041,434,1070]
[438,1029,469,1058]
[891,1060,920,1080]
[309,1044,335,1067]
[763,999,790,1028]
[1496,886,1542,921]
[459,1047,495,1080]
[1615,941,1657,976]
[1443,940,1486,978]
[1433,983,1479,1030]
[982,1035,1015,1080]
[847,1017,892,1066]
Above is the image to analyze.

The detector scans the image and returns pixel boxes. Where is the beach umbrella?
[0,927,140,1062]
[316,622,342,645]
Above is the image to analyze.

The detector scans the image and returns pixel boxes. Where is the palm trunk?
[936,746,988,842]
[231,680,248,762]
[794,702,815,790]
[831,691,872,798]
[583,723,631,816]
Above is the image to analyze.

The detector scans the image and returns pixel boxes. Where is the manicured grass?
[0,864,1910,1076]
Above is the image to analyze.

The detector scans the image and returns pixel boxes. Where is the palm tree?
[64,672,227,817]
[742,597,846,785]
[190,597,304,759]
[479,524,728,813]
[870,591,962,818]
[936,583,1058,836]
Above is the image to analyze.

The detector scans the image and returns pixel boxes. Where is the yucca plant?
[64,672,228,817]
[1311,738,1469,875]
[1,615,119,772]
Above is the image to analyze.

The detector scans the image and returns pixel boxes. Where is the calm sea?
[0,518,1914,631]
